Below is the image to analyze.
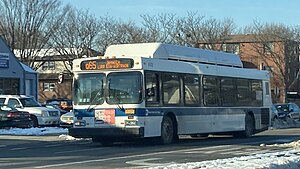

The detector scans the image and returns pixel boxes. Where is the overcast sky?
[63,0,300,28]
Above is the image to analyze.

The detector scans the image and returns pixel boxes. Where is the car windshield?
[275,104,289,112]
[19,98,41,107]
[74,73,105,105]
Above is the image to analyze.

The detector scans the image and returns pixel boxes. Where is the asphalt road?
[0,128,300,169]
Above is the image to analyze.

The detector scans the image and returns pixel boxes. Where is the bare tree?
[95,16,147,54]
[141,12,236,49]
[51,8,101,74]
[173,12,205,47]
[246,21,300,102]
[0,0,71,70]
[201,17,236,50]
[141,13,178,43]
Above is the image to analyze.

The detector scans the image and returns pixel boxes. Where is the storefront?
[0,37,38,100]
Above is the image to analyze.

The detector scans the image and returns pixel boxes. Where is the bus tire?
[30,115,39,127]
[244,113,255,137]
[234,114,254,138]
[160,116,175,144]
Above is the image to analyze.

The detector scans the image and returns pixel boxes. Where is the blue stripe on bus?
[73,109,94,117]
[74,107,263,117]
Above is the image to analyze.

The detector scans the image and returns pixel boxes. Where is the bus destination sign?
[81,58,134,70]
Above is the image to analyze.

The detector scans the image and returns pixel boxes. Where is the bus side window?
[145,72,159,103]
[251,80,262,106]
[203,76,218,106]
[162,73,180,105]
[184,75,200,105]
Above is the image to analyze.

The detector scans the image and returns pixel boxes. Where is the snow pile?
[261,139,300,149]
[271,118,300,129]
[147,139,300,169]
[148,150,300,169]
[0,127,68,136]
[58,134,86,141]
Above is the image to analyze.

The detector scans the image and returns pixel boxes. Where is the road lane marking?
[34,137,292,169]
[193,147,243,154]
[34,145,234,168]
[126,158,171,167]
[54,147,105,154]
[11,147,30,150]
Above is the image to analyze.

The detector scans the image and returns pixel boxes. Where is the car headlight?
[41,110,49,117]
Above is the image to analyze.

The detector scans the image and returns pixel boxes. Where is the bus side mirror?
[146,87,155,97]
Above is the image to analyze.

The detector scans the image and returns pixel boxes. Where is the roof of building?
[20,62,37,74]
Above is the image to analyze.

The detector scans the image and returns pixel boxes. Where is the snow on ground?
[0,119,299,169]
[148,119,300,169]
[0,127,68,136]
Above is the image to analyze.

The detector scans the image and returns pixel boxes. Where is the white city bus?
[69,43,272,145]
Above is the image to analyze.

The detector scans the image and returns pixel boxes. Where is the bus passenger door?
[263,80,272,125]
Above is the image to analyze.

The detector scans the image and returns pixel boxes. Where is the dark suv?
[274,103,300,121]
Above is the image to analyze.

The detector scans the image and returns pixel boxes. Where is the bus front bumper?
[68,127,144,139]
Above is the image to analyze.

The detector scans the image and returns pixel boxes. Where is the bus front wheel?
[160,116,175,144]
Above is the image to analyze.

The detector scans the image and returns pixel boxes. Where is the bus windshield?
[74,73,105,105]
[74,72,142,105]
[107,72,142,104]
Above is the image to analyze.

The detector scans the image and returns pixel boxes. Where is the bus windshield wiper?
[108,78,125,112]
[112,91,125,112]
[87,80,104,112]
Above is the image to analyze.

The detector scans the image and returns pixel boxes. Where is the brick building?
[198,34,300,104]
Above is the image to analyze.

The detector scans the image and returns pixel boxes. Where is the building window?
[263,43,274,54]
[43,82,55,91]
[0,78,19,94]
[222,43,240,54]
[42,61,55,70]
[199,44,213,50]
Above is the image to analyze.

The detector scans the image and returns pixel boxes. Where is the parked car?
[0,95,60,127]
[46,98,73,112]
[274,103,300,121]
[59,111,74,128]
[271,104,288,120]
[41,103,69,116]
[0,104,32,128]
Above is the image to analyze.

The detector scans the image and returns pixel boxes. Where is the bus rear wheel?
[160,116,175,144]
[234,114,255,138]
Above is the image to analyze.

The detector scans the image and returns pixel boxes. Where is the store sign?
[0,53,9,68]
